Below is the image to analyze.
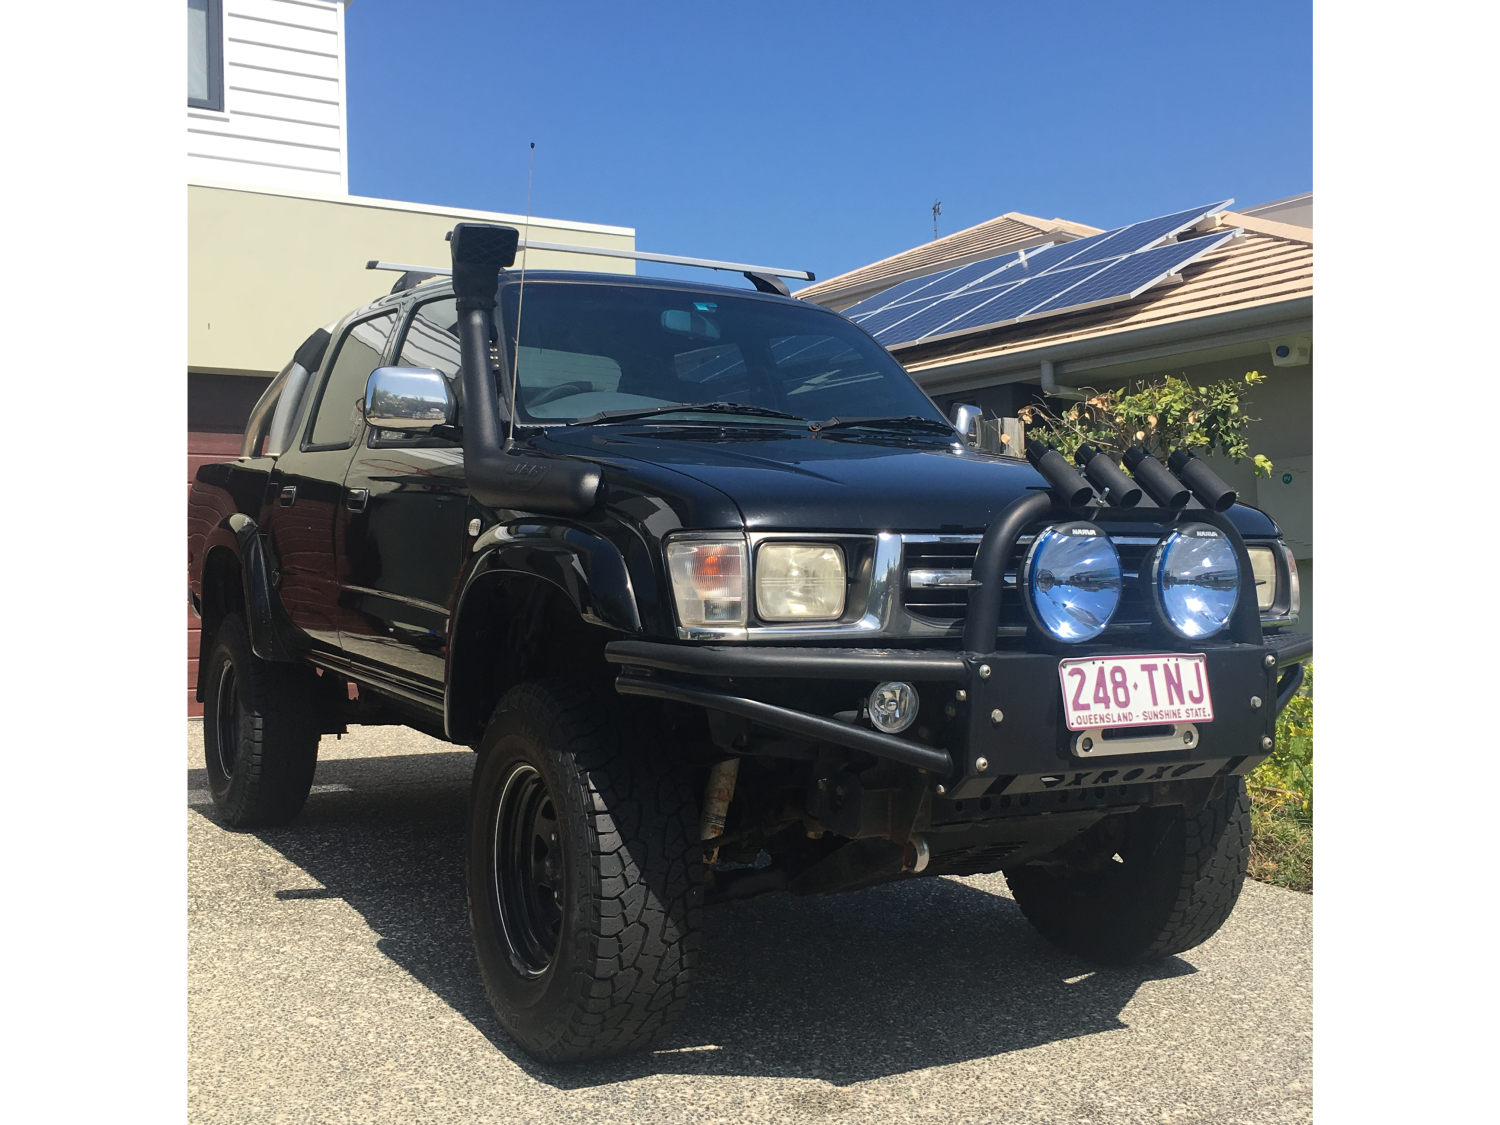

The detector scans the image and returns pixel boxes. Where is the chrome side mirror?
[364,366,454,433]
[949,403,983,446]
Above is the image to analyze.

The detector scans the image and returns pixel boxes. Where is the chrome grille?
[900,532,1163,635]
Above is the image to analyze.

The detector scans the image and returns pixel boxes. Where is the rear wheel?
[202,614,320,828]
[467,681,702,1062]
[1006,777,1251,965]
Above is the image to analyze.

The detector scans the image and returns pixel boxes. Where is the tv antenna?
[506,141,535,447]
[932,199,942,241]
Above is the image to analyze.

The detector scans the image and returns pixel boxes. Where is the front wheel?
[467,681,702,1062]
[1006,777,1251,965]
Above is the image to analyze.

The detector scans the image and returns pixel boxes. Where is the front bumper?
[606,632,1311,792]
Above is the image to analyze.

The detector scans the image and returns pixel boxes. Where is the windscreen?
[498,282,945,426]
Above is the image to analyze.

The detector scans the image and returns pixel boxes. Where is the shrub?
[1247,663,1313,892]
[1017,370,1274,477]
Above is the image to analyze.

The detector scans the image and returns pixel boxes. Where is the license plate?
[1057,653,1214,732]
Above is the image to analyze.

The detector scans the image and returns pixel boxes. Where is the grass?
[1248,801,1312,892]
[1245,663,1313,893]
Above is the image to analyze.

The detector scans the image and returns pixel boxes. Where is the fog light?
[869,681,919,734]
[1024,521,1122,642]
[1148,522,1240,639]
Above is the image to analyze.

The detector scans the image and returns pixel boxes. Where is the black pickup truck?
[188,223,1310,1062]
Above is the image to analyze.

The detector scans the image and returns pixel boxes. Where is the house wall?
[188,0,351,194]
[189,182,637,379]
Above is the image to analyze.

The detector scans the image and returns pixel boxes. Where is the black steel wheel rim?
[492,763,564,977]
[214,660,240,778]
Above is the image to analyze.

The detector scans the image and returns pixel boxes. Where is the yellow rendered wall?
[188,184,634,376]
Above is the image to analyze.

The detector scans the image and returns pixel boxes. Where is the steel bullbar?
[612,671,954,774]
[961,490,1056,653]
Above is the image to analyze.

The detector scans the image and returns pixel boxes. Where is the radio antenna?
[505,141,535,447]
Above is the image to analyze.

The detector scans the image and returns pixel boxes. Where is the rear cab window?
[305,311,399,450]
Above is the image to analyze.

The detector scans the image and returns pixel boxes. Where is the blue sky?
[346,1,1311,288]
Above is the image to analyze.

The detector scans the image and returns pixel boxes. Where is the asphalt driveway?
[188,723,1311,1124]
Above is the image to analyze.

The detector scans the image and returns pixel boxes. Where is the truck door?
[337,296,470,689]
[267,309,399,653]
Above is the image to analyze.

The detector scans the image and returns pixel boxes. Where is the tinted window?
[499,283,942,424]
[378,298,464,445]
[397,298,461,384]
[308,312,398,448]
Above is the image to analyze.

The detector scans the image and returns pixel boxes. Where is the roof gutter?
[905,296,1313,395]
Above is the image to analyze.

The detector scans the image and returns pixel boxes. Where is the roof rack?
[366,237,815,290]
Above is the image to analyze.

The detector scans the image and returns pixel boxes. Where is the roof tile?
[797,212,1103,309]
[899,230,1312,372]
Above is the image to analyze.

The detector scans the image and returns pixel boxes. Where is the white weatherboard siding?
[187,0,350,193]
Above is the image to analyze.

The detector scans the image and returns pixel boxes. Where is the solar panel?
[911,230,1237,345]
[891,267,1107,343]
[840,200,1235,348]
[847,251,1044,321]
[1023,235,1234,319]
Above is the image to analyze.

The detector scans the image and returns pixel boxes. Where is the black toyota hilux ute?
[188,223,1311,1063]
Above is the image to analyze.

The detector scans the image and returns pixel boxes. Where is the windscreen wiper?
[567,401,806,426]
[811,415,959,435]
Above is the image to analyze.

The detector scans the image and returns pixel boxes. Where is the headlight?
[1247,546,1278,611]
[1149,523,1240,639]
[666,537,748,628]
[1023,522,1122,642]
[755,543,846,621]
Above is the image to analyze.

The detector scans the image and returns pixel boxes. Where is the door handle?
[346,488,369,512]
[279,486,297,507]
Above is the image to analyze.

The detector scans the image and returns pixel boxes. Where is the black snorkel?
[449,222,602,515]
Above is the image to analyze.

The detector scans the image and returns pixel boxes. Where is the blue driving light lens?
[1152,523,1240,638]
[1024,523,1122,642]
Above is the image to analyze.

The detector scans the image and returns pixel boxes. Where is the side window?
[396,298,461,383]
[376,298,464,445]
[307,312,399,449]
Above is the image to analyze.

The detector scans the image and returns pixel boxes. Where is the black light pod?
[1167,449,1237,512]
[1073,443,1142,508]
[1025,440,1094,508]
[1122,446,1190,509]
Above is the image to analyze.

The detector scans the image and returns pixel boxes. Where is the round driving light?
[1149,522,1240,639]
[1023,522,1122,642]
[869,681,919,734]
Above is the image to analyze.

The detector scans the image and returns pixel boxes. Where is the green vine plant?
[1016,370,1274,478]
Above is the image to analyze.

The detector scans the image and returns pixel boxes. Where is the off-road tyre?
[467,680,702,1062]
[202,613,320,828]
[1006,777,1251,965]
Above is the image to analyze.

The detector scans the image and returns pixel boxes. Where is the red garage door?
[188,372,274,717]
[187,430,243,717]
